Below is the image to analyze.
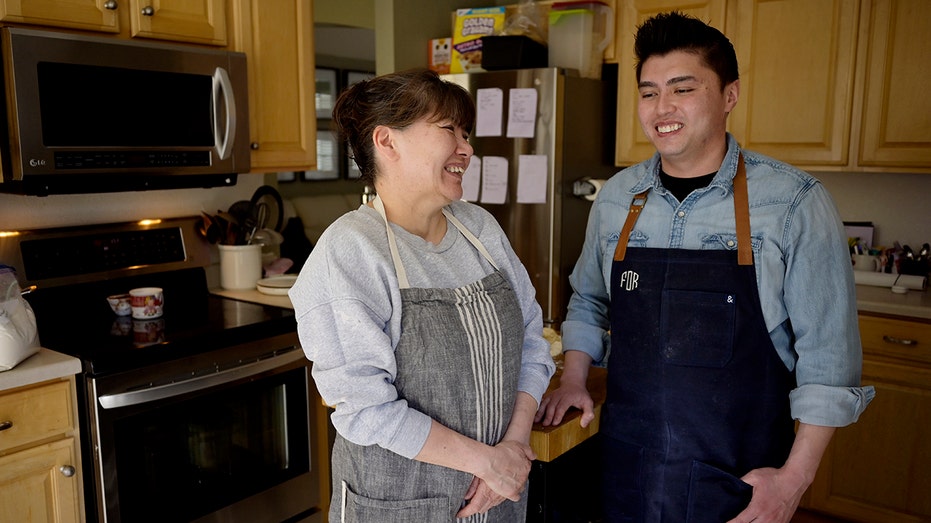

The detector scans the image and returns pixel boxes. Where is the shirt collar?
[628,133,742,197]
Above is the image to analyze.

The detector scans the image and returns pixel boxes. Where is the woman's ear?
[372,125,399,161]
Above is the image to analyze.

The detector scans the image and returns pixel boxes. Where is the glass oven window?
[110,367,310,522]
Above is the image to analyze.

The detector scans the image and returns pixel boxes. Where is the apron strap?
[372,195,411,289]
[612,154,753,265]
[372,196,502,289]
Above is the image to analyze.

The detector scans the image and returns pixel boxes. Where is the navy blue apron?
[601,156,796,522]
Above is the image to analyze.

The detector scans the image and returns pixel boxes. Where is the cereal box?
[429,37,452,74]
[451,7,506,73]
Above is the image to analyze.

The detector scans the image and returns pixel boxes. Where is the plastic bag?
[0,265,39,371]
[498,0,548,45]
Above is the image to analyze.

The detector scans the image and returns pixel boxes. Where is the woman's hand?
[456,477,504,517]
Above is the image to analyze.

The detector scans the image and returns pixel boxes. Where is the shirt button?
[677,211,686,218]
[727,240,736,247]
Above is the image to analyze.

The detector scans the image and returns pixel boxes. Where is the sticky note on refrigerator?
[516,155,547,204]
[480,156,508,204]
[475,88,503,137]
[462,156,481,202]
[506,88,537,138]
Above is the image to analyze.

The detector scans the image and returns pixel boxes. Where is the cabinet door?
[726,0,859,167]
[614,0,727,166]
[129,0,227,46]
[0,437,82,523]
[808,358,931,522]
[857,0,931,168]
[0,0,119,33]
[230,0,316,173]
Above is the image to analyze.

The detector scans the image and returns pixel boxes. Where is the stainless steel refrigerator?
[443,67,618,328]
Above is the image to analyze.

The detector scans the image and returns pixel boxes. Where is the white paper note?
[475,88,503,137]
[461,156,481,202]
[516,155,548,204]
[480,156,509,204]
[506,88,538,138]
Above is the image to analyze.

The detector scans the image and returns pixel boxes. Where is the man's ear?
[724,79,739,115]
[372,125,399,161]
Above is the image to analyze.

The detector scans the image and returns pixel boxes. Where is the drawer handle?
[882,335,918,346]
[0,420,12,431]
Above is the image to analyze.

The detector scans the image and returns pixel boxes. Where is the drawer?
[0,380,75,453]
[858,315,931,365]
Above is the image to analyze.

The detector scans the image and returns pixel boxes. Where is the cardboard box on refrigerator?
[451,7,506,73]
[429,37,452,74]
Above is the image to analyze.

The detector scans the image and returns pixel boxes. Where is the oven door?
[85,334,320,523]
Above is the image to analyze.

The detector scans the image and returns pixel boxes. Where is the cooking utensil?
[250,186,284,233]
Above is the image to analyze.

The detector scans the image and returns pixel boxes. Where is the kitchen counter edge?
[0,348,82,392]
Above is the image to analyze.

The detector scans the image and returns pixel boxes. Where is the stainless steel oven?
[88,332,317,523]
[0,217,323,523]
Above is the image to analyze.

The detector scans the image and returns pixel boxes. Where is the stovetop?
[2,217,296,377]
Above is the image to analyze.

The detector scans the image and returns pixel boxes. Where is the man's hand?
[534,380,595,427]
[726,466,806,523]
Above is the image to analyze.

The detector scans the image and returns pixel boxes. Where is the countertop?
[0,348,82,392]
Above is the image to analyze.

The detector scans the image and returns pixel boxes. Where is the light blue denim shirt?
[562,134,874,427]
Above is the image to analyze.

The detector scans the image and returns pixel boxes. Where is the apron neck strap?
[613,154,753,266]
[372,196,502,289]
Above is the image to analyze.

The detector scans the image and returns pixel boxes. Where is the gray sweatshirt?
[289,201,555,459]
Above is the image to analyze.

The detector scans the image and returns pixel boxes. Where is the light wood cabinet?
[229,0,316,173]
[613,0,727,165]
[855,0,931,169]
[726,0,859,168]
[805,314,931,522]
[0,0,227,45]
[0,378,84,523]
[613,0,931,172]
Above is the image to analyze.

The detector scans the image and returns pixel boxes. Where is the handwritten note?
[506,88,537,138]
[461,157,481,202]
[516,155,548,204]
[480,156,509,204]
[475,88,503,137]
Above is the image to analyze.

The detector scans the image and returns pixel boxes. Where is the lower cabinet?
[0,377,84,523]
[804,314,931,522]
[527,435,603,523]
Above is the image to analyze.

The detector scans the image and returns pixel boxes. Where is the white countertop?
[854,284,931,320]
[210,288,293,309]
[0,348,82,392]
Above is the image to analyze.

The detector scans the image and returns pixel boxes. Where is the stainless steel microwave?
[0,27,250,195]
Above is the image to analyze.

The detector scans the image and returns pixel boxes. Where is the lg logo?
[619,270,639,291]
[29,158,47,167]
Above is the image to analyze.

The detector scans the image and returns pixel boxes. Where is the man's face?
[637,50,738,175]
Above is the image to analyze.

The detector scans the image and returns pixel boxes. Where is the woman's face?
[390,116,474,205]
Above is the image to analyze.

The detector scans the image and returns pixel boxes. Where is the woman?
[289,69,555,521]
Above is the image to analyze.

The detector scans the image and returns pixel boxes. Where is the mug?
[851,254,882,272]
[107,294,132,316]
[129,287,164,319]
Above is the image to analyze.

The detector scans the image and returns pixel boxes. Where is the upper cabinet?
[229,0,316,173]
[614,0,727,165]
[613,0,931,172]
[856,0,931,169]
[726,0,859,168]
[0,0,228,45]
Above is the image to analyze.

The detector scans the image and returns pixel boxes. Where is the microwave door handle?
[212,67,236,160]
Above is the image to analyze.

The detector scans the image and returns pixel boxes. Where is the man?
[535,11,874,523]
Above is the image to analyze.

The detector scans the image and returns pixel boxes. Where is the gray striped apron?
[330,197,527,522]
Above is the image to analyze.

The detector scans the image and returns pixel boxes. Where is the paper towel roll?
[584,178,606,201]
[853,271,927,290]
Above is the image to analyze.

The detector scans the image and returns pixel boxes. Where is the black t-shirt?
[659,170,717,202]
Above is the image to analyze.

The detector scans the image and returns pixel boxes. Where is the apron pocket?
[340,480,451,522]
[660,289,736,368]
[685,461,752,523]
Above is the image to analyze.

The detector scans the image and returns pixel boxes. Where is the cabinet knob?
[250,142,260,150]
[59,465,76,477]
[141,5,154,16]
[882,335,917,346]
[103,0,117,10]
[0,420,12,431]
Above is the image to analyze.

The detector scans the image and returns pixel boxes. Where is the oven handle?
[97,349,306,410]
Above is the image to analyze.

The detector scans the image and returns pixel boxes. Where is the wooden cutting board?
[530,359,607,462]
